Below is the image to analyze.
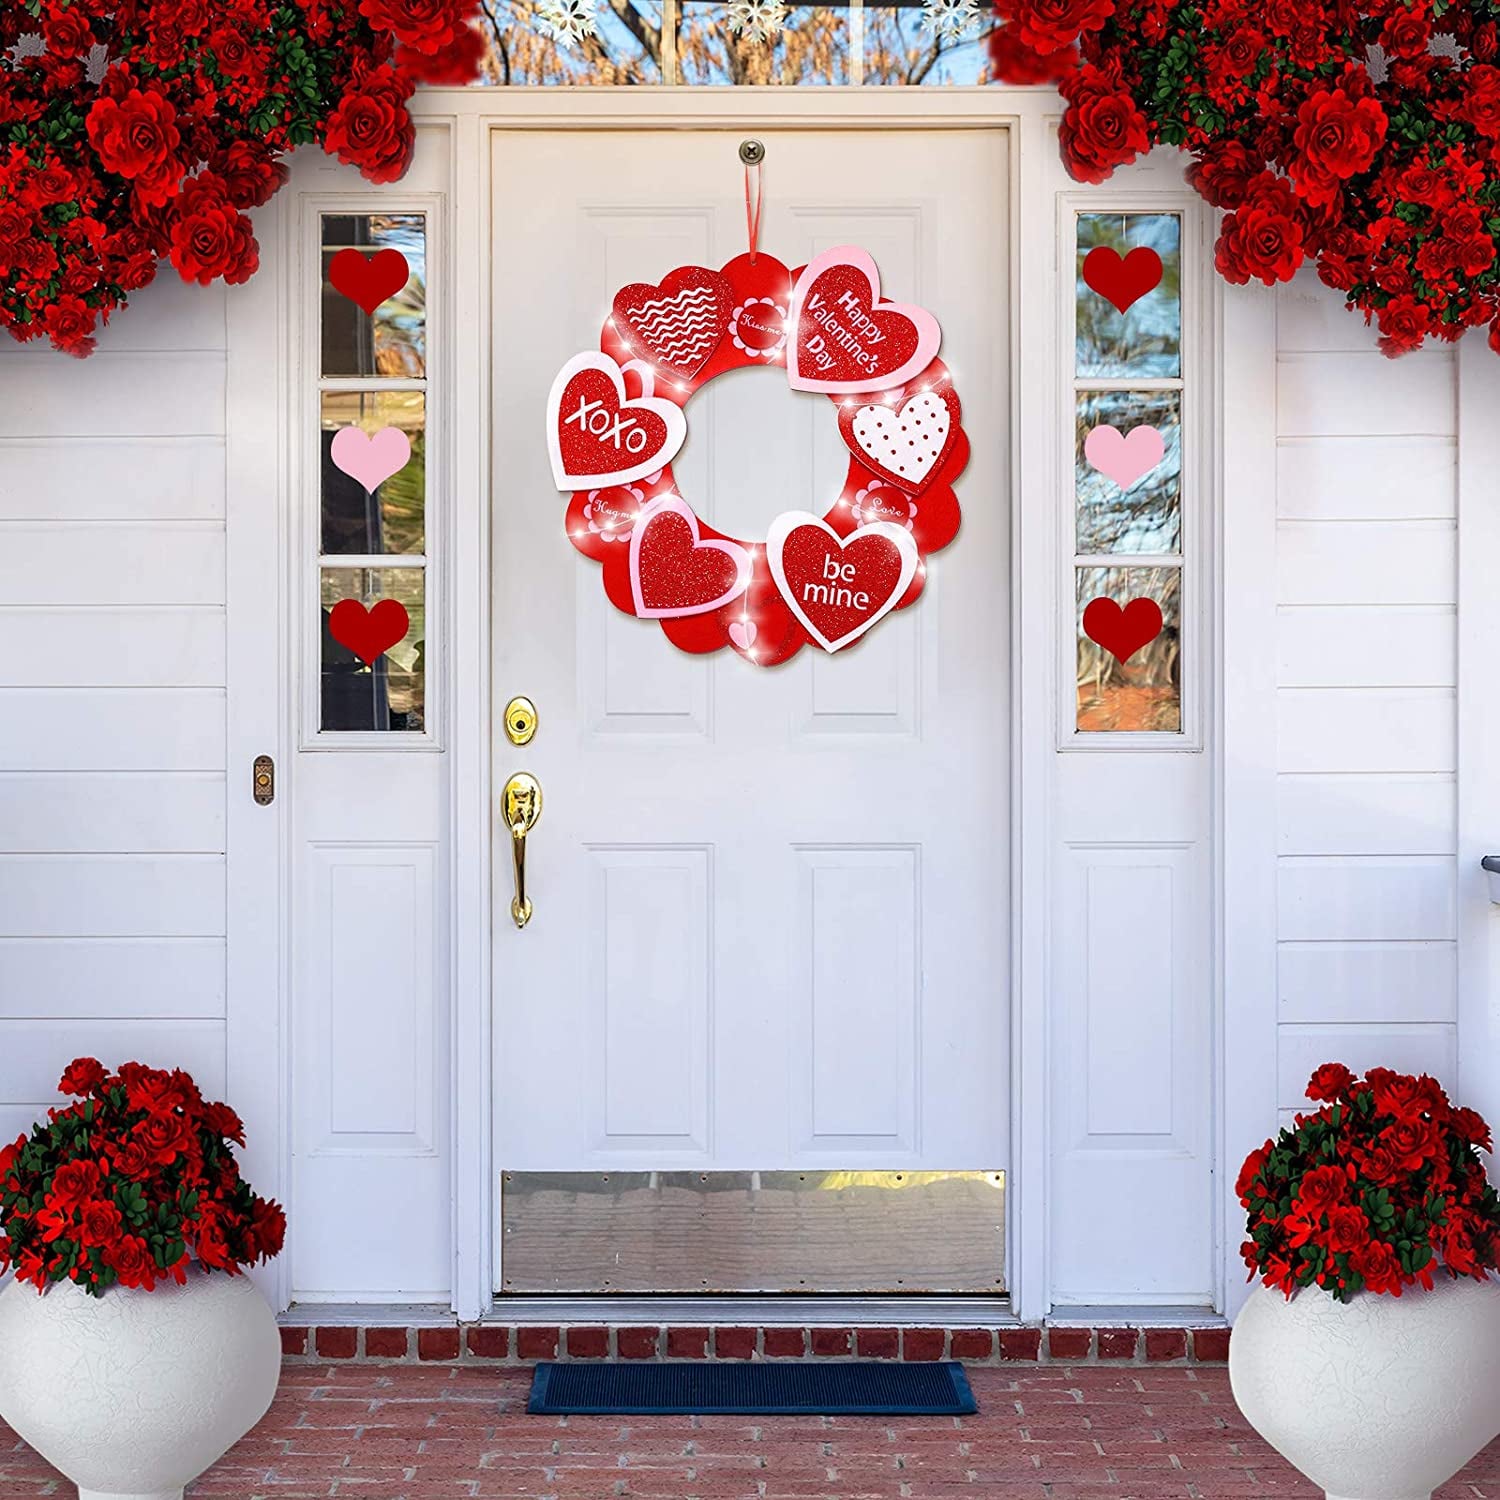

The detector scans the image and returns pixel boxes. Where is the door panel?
[491,128,1010,1289]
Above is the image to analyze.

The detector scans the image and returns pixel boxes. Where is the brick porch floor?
[3,1364,1498,1499]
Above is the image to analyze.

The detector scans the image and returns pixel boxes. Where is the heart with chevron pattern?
[612,267,734,381]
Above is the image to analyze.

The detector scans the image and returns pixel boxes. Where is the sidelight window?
[1070,211,1188,738]
[315,213,432,737]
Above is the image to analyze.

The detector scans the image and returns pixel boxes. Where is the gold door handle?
[502,772,543,928]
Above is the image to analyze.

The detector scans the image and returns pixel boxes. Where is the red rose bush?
[0,0,484,356]
[1237,1063,1500,1302]
[0,1058,285,1296]
[991,0,1500,354]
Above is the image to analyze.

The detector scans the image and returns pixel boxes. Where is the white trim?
[226,193,293,1313]
[1455,338,1500,1140]
[447,106,493,1324]
[1216,278,1279,1322]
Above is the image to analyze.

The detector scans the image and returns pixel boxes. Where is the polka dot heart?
[839,383,961,496]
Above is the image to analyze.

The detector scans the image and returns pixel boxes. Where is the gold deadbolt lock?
[503,695,538,746]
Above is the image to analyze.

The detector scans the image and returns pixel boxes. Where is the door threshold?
[487,1295,1017,1327]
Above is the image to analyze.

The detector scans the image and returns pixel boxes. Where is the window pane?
[863,2,993,83]
[321,214,426,379]
[1075,389,1181,555]
[472,0,665,82]
[676,4,850,83]
[321,391,425,556]
[1076,213,1181,380]
[320,568,426,732]
[1076,566,1181,733]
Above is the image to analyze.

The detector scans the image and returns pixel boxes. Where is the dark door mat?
[527,1359,977,1416]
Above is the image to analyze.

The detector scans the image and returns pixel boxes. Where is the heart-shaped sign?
[1082,596,1163,664]
[330,426,412,494]
[786,246,941,394]
[548,353,688,490]
[839,385,959,494]
[1084,423,1165,490]
[1081,246,1163,314]
[329,598,410,665]
[630,495,754,619]
[612,267,733,381]
[329,248,412,315]
[767,511,919,652]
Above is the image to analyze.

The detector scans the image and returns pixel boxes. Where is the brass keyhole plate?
[504,695,538,746]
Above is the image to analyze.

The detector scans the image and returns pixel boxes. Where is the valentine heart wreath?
[546,245,966,665]
[0,0,483,356]
[991,0,1500,356]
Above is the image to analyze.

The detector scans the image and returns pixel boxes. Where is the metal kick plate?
[499,1170,1006,1294]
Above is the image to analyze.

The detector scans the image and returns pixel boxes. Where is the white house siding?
[0,277,229,1147]
[1273,270,1459,1127]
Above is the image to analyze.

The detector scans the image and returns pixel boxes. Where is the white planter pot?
[0,1269,281,1500]
[1230,1274,1500,1500]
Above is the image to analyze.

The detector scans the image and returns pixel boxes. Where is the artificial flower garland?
[0,0,484,355]
[991,0,1500,355]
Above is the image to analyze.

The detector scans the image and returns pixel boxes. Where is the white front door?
[490,126,1010,1291]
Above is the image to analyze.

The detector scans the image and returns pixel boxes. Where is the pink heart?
[331,426,412,494]
[1083,424,1165,491]
[729,620,757,652]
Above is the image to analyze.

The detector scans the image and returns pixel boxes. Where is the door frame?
[442,84,1123,1326]
[227,86,1231,1322]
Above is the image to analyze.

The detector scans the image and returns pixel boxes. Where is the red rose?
[990,26,1078,83]
[211,143,289,211]
[1351,1238,1404,1295]
[109,1139,153,1180]
[1306,1062,1355,1103]
[1295,1164,1349,1215]
[124,1066,185,1118]
[86,88,182,190]
[1187,141,1263,209]
[1381,10,1430,58]
[1463,65,1500,139]
[1236,1140,1273,1204]
[133,1112,192,1167]
[1384,1117,1440,1170]
[48,1158,102,1211]
[58,1057,108,1098]
[1000,0,1113,54]
[396,23,487,83]
[168,176,259,287]
[43,8,96,58]
[203,1101,246,1145]
[1290,88,1388,206]
[1443,1217,1480,1275]
[1450,1106,1495,1152]
[1059,74,1150,184]
[323,70,415,186]
[358,0,469,54]
[1215,175,1306,285]
[78,1199,125,1248]
[0,1137,20,1182]
[249,1197,287,1260]
[105,1235,157,1291]
[1326,1204,1369,1254]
